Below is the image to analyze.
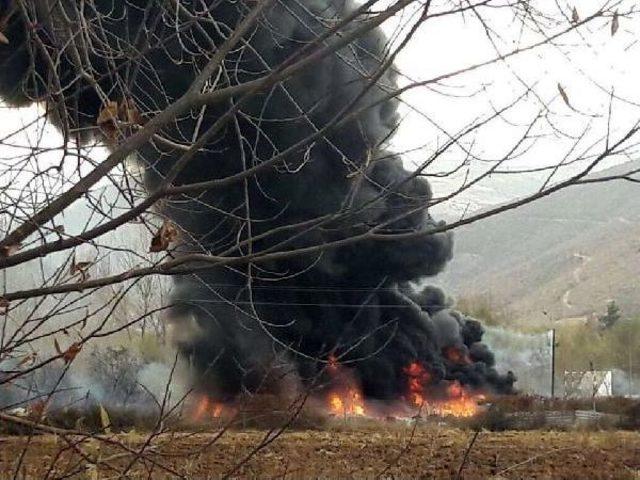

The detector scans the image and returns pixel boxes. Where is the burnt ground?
[0,425,639,479]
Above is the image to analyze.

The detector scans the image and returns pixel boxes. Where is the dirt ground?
[0,425,639,479]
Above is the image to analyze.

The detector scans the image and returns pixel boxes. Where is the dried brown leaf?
[70,256,93,282]
[74,261,92,272]
[97,100,119,124]
[557,83,571,108]
[62,343,82,364]
[571,6,579,23]
[17,352,36,367]
[150,220,179,252]
[0,243,22,257]
[119,98,144,125]
[149,235,165,253]
[53,337,62,355]
[611,11,619,36]
[97,100,119,139]
[0,297,8,314]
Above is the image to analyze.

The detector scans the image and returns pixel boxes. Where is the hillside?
[437,161,640,326]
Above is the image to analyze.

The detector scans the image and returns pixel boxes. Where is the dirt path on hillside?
[562,252,593,310]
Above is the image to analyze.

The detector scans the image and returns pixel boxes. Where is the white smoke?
[483,326,553,396]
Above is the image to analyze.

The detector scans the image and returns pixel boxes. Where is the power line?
[179,298,448,309]
[176,283,443,293]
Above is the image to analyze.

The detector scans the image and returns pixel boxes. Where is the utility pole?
[630,346,634,396]
[589,360,596,411]
[550,329,556,398]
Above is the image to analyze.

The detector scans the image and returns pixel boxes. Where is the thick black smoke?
[0,0,514,401]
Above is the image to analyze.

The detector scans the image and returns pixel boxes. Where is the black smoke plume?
[0,0,514,402]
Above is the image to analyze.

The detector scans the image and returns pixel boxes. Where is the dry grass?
[2,395,638,478]
[0,423,638,479]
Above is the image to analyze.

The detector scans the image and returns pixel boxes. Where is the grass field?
[1,424,639,479]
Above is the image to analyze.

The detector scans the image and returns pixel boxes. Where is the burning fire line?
[324,358,484,419]
[190,357,485,423]
[402,360,484,418]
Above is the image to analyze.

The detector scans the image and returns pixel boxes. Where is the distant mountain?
[436,161,640,325]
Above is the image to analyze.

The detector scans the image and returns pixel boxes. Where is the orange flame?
[402,362,483,418]
[328,388,366,416]
[403,361,431,407]
[325,355,366,416]
[192,395,226,421]
[429,381,482,417]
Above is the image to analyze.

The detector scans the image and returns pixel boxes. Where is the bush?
[46,404,163,432]
[617,401,640,430]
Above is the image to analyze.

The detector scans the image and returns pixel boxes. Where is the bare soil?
[1,424,639,479]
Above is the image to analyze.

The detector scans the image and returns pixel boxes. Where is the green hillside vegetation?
[459,296,640,395]
[554,317,640,384]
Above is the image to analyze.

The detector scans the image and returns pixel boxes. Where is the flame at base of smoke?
[188,357,487,424]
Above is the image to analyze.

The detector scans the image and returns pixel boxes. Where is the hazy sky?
[385,0,640,215]
[1,0,639,221]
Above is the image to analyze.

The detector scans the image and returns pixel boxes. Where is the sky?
[1,0,640,223]
[384,0,640,216]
